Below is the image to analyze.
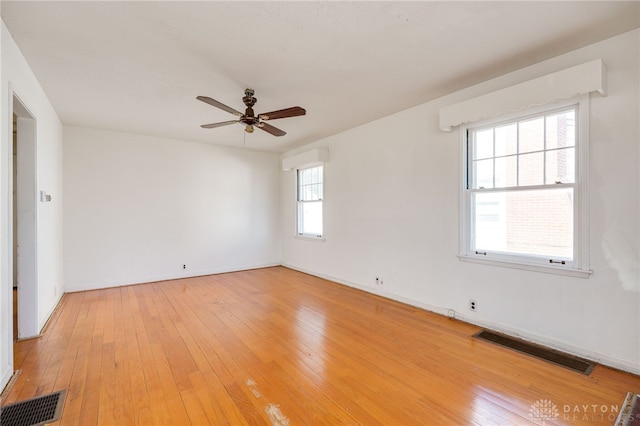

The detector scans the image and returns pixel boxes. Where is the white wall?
[281,30,640,374]
[63,127,281,291]
[0,21,64,391]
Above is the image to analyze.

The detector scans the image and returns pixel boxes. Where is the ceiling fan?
[197,89,306,137]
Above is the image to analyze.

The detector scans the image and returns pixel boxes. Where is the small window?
[297,165,323,238]
[461,102,590,276]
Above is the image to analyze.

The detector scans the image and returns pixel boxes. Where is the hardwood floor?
[3,266,639,425]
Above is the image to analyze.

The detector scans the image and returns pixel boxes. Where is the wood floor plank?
[4,266,640,425]
[77,333,103,426]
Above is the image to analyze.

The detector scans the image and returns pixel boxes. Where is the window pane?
[301,183,322,201]
[495,123,517,157]
[474,129,493,159]
[546,110,575,149]
[302,185,311,201]
[300,201,322,235]
[474,192,506,252]
[519,152,544,186]
[494,155,517,188]
[473,159,493,189]
[474,188,573,258]
[519,116,544,153]
[546,147,575,184]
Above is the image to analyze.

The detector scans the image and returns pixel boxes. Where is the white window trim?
[296,164,325,240]
[294,234,326,242]
[458,95,592,278]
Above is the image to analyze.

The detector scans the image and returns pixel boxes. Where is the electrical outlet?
[375,276,383,285]
[183,264,186,270]
[469,299,477,312]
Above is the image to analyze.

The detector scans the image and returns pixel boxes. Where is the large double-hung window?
[462,101,589,276]
[297,165,323,238]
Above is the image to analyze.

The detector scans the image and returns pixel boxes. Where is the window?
[461,101,590,277]
[297,165,323,238]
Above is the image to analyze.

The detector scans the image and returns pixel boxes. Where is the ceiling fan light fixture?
[197,89,305,138]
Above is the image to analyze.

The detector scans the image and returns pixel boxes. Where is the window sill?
[295,235,326,242]
[457,255,592,278]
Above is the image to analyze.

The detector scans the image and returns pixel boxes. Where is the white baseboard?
[282,263,640,376]
[452,312,640,376]
[64,262,281,293]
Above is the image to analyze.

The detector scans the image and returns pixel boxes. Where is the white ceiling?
[2,1,638,153]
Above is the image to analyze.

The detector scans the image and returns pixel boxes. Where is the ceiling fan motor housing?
[242,88,257,120]
[243,89,257,108]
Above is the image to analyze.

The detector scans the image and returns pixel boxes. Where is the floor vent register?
[474,330,595,375]
[0,389,66,426]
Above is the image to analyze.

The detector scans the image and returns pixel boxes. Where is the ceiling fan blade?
[201,120,239,129]
[196,96,243,117]
[258,122,286,137]
[258,106,306,121]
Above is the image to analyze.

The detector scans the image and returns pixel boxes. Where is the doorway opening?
[12,95,38,340]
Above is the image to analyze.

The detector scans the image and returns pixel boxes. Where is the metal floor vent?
[0,389,66,426]
[474,330,595,375]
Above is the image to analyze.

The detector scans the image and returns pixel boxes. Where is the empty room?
[0,1,639,425]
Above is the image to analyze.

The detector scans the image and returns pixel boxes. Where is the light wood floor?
[3,266,639,425]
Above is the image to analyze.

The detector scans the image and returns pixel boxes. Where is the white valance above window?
[282,148,329,171]
[439,59,607,132]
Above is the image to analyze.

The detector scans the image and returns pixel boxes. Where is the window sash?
[468,106,576,190]
[297,200,323,237]
[297,166,323,201]
[469,186,575,265]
